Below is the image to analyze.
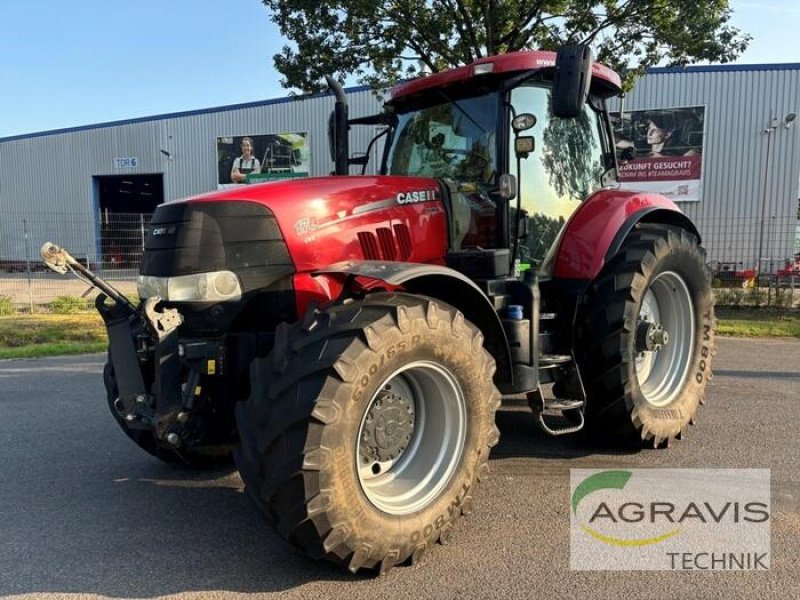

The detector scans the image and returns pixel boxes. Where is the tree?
[263,0,750,92]
[540,97,603,202]
[523,213,566,265]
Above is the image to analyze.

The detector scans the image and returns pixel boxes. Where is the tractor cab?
[333,48,623,276]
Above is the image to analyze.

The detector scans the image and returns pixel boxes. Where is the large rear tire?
[576,225,716,447]
[235,293,500,573]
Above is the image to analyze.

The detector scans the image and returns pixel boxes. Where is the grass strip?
[716,318,800,338]
[0,309,797,360]
[0,313,108,359]
[715,308,800,338]
[0,341,107,359]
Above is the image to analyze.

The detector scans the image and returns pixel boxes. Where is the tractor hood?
[152,176,450,274]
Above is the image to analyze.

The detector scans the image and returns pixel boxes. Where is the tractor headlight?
[137,271,243,302]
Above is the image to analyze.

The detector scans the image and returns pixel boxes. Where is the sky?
[0,0,797,139]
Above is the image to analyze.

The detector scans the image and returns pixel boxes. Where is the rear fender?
[546,191,701,376]
[553,189,700,281]
[306,261,513,385]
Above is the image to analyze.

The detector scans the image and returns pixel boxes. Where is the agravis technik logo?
[572,470,681,547]
[570,469,771,571]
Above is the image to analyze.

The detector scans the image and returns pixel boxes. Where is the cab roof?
[390,50,622,102]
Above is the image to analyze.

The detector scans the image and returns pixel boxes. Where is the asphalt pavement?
[0,337,798,599]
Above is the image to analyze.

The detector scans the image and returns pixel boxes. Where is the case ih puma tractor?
[42,46,715,573]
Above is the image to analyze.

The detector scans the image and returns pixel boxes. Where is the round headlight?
[213,271,240,297]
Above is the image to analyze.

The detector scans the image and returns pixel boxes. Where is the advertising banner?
[216,133,309,189]
[612,106,705,202]
[570,469,771,571]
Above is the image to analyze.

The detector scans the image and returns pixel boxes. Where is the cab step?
[539,354,572,368]
[530,350,588,436]
[538,410,584,436]
[543,398,584,412]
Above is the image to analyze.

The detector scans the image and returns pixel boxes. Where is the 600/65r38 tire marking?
[235,293,501,574]
[576,224,716,448]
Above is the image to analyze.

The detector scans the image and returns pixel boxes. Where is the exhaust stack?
[325,75,350,175]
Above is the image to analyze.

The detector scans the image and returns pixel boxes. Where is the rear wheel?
[235,293,500,573]
[576,225,716,447]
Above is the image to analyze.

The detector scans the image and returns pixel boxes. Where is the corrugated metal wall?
[1,67,798,267]
[156,89,386,201]
[0,89,384,260]
[614,66,800,266]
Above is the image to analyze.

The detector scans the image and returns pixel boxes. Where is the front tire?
[235,293,500,573]
[576,225,716,447]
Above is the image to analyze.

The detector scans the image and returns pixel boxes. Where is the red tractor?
[42,47,715,573]
[777,253,800,286]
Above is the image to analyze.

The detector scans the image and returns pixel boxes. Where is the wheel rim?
[356,361,467,515]
[635,271,695,407]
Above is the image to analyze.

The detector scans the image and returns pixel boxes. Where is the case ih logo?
[151,226,176,237]
[396,189,438,205]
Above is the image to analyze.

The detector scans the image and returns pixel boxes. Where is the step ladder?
[530,351,587,436]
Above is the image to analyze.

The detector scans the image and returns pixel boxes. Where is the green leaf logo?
[572,470,681,547]
[572,470,633,515]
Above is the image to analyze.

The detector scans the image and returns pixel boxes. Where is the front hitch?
[40,242,138,313]
[42,241,186,441]
[40,241,183,338]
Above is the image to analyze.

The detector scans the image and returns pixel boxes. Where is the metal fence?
[697,216,800,309]
[0,211,150,312]
[0,210,798,312]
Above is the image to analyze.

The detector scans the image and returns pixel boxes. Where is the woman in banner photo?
[616,110,701,159]
[230,137,262,183]
[644,113,699,158]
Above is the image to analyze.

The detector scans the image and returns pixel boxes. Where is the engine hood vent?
[140,200,293,293]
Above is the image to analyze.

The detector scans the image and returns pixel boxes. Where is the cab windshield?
[385,92,499,188]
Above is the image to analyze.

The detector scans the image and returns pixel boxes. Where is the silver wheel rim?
[356,361,467,515]
[635,271,695,407]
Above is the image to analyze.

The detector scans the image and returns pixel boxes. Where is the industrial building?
[0,62,798,277]
[618,63,800,279]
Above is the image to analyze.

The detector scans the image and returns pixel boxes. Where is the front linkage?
[41,242,232,464]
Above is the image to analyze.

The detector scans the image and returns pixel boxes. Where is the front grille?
[141,200,293,293]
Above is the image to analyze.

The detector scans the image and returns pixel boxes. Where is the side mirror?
[495,173,517,201]
[552,44,592,119]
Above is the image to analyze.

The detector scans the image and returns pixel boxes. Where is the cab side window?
[509,84,606,266]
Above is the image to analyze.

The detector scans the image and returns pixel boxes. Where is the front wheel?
[235,293,500,573]
[576,225,716,447]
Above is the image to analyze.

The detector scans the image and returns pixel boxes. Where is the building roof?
[3,61,799,143]
[647,62,800,74]
[0,84,372,143]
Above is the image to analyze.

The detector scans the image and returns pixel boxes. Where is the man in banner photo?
[613,107,705,203]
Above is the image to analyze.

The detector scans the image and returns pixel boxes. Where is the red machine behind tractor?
[42,46,715,573]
